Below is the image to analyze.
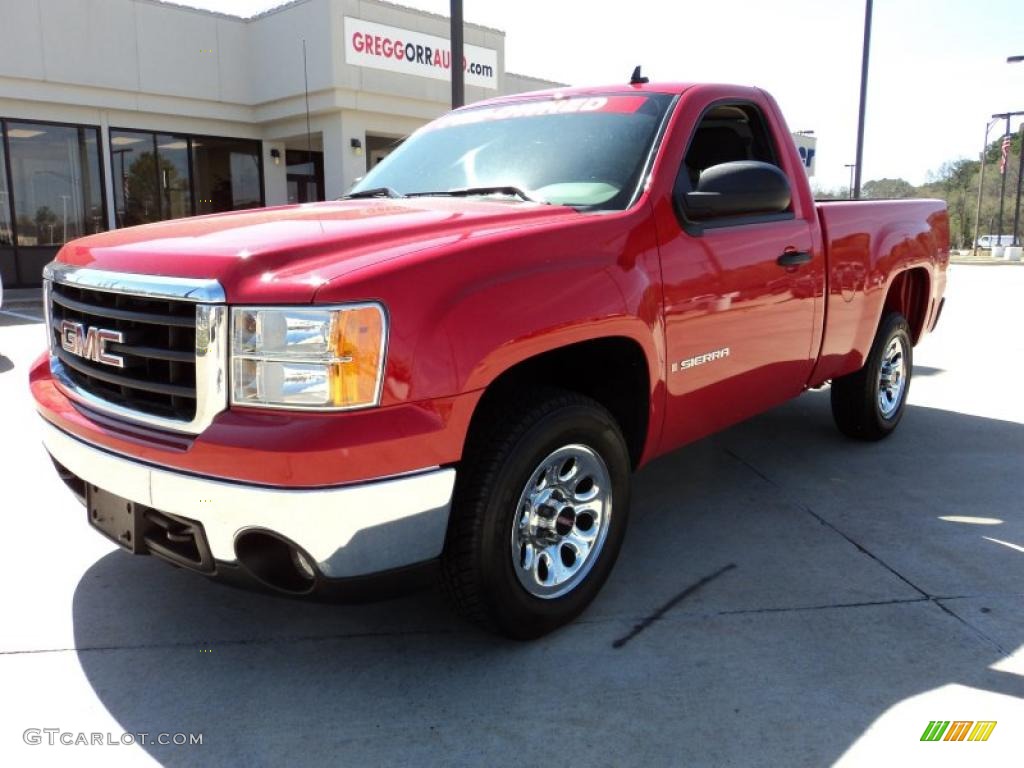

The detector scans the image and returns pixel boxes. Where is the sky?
[175,0,1024,190]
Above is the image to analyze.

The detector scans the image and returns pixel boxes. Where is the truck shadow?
[71,394,1024,765]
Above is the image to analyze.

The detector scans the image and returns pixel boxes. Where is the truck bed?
[811,198,949,384]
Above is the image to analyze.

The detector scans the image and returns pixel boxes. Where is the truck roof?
[467,81,774,111]
[469,81,700,108]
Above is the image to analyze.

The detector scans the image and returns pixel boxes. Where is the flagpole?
[852,0,872,199]
[1014,122,1024,246]
[996,115,1010,241]
[1012,56,1024,245]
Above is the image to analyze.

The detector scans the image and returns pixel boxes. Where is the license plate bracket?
[86,485,144,553]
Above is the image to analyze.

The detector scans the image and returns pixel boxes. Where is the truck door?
[656,101,821,451]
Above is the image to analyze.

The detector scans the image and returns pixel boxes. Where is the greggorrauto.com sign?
[344,17,498,90]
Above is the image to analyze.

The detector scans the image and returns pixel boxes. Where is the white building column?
[322,116,349,199]
[341,131,368,192]
[324,113,377,196]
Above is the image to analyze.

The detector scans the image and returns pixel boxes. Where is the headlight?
[230,304,386,410]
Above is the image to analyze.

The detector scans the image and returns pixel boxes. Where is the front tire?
[830,312,913,440]
[441,389,631,639]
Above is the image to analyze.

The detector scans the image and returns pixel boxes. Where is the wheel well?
[465,337,651,469]
[884,268,930,343]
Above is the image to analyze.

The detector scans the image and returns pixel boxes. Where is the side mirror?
[681,160,791,220]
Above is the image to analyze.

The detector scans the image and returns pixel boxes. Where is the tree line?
[812,133,1023,249]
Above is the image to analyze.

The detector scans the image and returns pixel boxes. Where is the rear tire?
[441,389,631,639]
[830,312,913,440]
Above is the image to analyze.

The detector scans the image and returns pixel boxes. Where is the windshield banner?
[425,96,648,132]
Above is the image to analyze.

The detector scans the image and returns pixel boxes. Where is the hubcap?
[511,444,613,599]
[878,336,907,418]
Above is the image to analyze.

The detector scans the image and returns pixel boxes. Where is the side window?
[675,102,793,227]
[682,104,779,189]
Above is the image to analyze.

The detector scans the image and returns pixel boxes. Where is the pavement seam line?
[932,599,1010,657]
[721,445,1013,658]
[0,308,44,323]
[721,446,929,597]
[715,596,930,616]
[0,627,469,656]
[3,594,1015,656]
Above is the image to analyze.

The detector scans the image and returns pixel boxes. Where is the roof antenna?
[630,65,649,85]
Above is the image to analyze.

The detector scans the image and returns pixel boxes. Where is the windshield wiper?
[407,186,545,204]
[342,186,406,199]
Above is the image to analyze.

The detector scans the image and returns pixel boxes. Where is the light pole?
[450,0,464,109]
[845,164,856,197]
[972,117,1000,256]
[853,0,873,199]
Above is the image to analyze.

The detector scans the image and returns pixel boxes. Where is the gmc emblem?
[60,321,125,368]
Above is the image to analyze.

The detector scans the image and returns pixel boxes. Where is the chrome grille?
[49,282,198,420]
[44,264,228,435]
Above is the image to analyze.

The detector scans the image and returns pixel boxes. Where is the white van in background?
[976,234,1019,248]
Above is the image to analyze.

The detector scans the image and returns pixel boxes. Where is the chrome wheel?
[878,336,907,418]
[511,444,613,600]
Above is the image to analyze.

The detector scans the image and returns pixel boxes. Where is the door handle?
[777,250,812,267]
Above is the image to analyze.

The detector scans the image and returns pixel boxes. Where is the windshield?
[349,94,673,210]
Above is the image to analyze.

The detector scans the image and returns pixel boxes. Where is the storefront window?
[111,130,195,226]
[6,121,105,246]
[0,126,14,287]
[192,137,262,215]
[0,128,12,247]
[111,130,262,223]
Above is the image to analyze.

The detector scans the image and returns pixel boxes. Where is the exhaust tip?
[234,530,318,595]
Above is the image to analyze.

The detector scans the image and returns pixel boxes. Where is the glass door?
[285,150,324,204]
[155,134,191,220]
[111,130,162,227]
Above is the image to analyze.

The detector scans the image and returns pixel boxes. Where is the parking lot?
[1,264,1022,767]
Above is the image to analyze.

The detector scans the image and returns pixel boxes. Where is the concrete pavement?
[1,265,1022,767]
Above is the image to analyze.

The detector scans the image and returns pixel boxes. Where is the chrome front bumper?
[41,420,455,579]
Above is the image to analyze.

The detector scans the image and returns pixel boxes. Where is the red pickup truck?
[31,81,948,638]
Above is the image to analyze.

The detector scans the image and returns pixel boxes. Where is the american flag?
[1000,135,1012,174]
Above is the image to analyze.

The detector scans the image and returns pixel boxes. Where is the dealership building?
[0,0,560,287]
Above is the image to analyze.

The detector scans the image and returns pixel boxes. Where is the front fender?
[445,257,662,394]
[315,207,665,407]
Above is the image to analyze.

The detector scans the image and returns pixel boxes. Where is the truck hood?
[56,199,579,302]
